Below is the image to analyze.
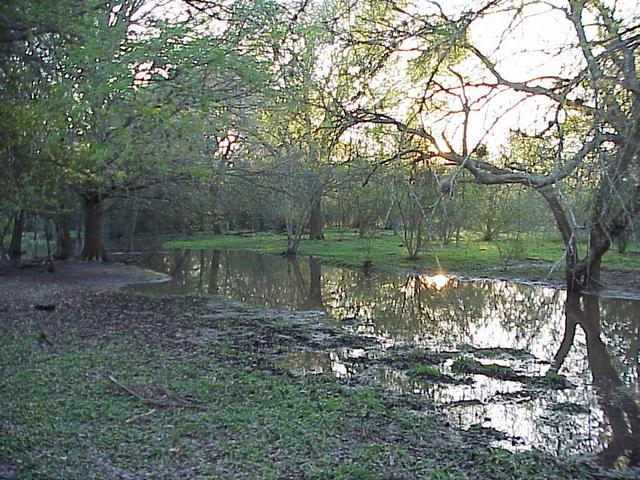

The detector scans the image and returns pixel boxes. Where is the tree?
[550,293,640,466]
[213,0,363,255]
[1,0,275,260]
[0,1,78,260]
[333,0,640,290]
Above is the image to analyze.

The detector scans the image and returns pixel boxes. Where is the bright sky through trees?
[448,0,640,151]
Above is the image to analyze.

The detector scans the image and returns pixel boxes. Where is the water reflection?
[401,273,451,293]
[552,294,640,467]
[131,249,639,468]
[139,250,327,311]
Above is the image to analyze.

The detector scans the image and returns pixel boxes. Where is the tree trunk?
[306,256,323,309]
[125,200,139,252]
[81,192,107,261]
[584,256,602,290]
[481,217,496,241]
[76,215,82,249]
[9,210,24,261]
[0,219,9,260]
[44,218,52,258]
[539,189,581,291]
[55,210,73,260]
[309,195,324,240]
[32,221,38,258]
[284,236,299,256]
[208,250,221,294]
[571,224,610,291]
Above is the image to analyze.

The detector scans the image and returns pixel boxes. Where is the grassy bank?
[166,230,640,281]
[1,290,596,479]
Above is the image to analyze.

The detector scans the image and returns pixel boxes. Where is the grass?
[165,229,640,281]
[450,356,572,389]
[407,363,448,380]
[0,293,595,479]
[451,356,522,381]
[451,355,475,371]
[405,363,471,385]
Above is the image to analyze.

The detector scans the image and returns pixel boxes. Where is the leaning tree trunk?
[539,189,582,291]
[55,209,73,260]
[81,192,107,261]
[309,195,324,240]
[9,210,25,261]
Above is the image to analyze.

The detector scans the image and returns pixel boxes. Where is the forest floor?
[0,260,630,479]
[167,230,640,297]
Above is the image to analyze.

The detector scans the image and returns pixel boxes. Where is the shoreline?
[1,260,626,479]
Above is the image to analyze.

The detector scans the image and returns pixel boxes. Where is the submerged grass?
[0,292,595,479]
[165,230,640,280]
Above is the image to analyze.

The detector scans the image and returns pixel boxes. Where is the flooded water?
[130,249,640,469]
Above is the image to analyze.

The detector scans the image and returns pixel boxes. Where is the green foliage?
[0,0,276,229]
[165,229,640,280]
[407,363,447,380]
[451,355,474,371]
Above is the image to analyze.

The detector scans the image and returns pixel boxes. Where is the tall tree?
[334,0,640,290]
[1,0,274,259]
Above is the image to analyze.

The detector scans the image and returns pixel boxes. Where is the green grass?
[165,229,640,280]
[407,364,448,381]
[0,294,595,479]
[452,355,475,371]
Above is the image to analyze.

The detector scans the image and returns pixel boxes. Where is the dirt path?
[0,261,164,326]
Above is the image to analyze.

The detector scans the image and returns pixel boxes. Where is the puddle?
[283,348,367,378]
[129,248,640,468]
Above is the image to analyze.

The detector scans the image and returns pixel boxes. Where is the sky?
[431,0,640,154]
[131,0,640,157]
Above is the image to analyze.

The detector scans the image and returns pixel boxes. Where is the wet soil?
[0,260,614,479]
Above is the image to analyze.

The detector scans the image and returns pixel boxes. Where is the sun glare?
[422,274,451,291]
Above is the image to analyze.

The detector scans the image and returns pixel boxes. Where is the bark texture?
[309,195,324,240]
[56,210,74,260]
[81,192,108,261]
[9,210,25,261]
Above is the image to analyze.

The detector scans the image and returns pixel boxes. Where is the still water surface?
[129,249,639,468]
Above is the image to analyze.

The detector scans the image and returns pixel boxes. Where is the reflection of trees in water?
[140,249,640,464]
[322,270,564,352]
[145,250,325,310]
[142,251,637,372]
[552,294,640,467]
[208,250,221,294]
[306,257,323,310]
[144,251,634,362]
[598,299,640,384]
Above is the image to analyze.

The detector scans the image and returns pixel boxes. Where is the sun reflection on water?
[423,273,451,291]
[132,249,640,468]
[401,273,452,294]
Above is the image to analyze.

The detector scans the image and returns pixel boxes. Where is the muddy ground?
[0,261,633,479]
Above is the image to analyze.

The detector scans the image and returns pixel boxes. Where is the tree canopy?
[1,0,639,289]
